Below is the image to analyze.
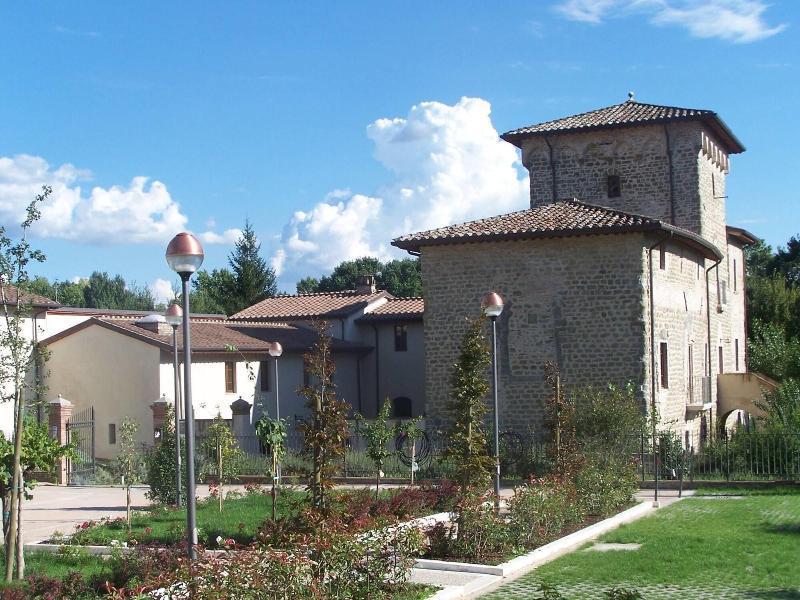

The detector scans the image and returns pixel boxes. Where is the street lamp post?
[164,303,183,508]
[482,291,504,511]
[165,232,204,559]
[269,341,283,482]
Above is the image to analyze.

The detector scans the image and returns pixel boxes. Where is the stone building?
[394,96,767,443]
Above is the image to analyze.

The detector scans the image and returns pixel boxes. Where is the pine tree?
[228,220,276,311]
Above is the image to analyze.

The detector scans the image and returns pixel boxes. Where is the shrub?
[507,476,585,549]
[146,404,187,505]
[573,459,638,516]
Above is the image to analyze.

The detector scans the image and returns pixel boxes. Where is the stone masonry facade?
[418,105,749,440]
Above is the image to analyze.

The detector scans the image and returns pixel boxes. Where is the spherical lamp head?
[481,291,504,318]
[165,232,204,275]
[164,302,183,326]
[269,341,283,358]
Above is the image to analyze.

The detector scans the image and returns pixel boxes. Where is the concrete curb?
[419,500,664,599]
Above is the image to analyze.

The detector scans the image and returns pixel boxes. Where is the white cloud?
[271,97,529,284]
[149,278,176,304]
[199,228,242,245]
[554,0,786,43]
[0,154,234,245]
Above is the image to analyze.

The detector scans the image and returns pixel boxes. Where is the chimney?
[135,314,172,335]
[355,274,377,295]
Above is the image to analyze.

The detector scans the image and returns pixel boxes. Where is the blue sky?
[0,1,797,298]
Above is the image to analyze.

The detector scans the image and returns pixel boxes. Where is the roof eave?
[726,225,759,246]
[501,113,745,154]
[392,222,723,261]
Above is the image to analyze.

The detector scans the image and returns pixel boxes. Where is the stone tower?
[501,95,745,252]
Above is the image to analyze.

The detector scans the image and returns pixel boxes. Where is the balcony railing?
[688,375,712,410]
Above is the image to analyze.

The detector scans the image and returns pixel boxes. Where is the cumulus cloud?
[199,228,242,245]
[0,154,235,245]
[271,97,529,284]
[149,278,176,304]
[555,0,786,43]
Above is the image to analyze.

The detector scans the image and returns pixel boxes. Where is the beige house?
[394,97,765,444]
[40,279,425,460]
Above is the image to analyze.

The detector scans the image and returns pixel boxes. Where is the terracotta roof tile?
[229,290,390,321]
[502,99,744,154]
[358,298,424,322]
[42,318,371,354]
[392,199,723,261]
[0,284,59,309]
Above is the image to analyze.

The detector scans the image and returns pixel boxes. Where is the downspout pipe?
[705,257,723,436]
[648,233,671,505]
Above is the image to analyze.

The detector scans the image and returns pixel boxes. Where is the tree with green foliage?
[229,219,277,308]
[397,416,424,485]
[0,186,51,581]
[82,271,155,311]
[296,276,320,294]
[0,420,74,543]
[27,276,86,307]
[254,415,287,520]
[145,405,186,505]
[445,315,493,492]
[200,414,244,512]
[298,321,350,511]
[115,418,142,531]
[748,320,800,381]
[192,221,277,315]
[296,256,422,297]
[355,399,395,499]
[757,379,800,433]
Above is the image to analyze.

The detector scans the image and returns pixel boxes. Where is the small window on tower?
[607,175,621,198]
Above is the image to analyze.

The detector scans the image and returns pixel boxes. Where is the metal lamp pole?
[165,303,183,508]
[269,342,283,482]
[166,232,204,560]
[482,292,504,511]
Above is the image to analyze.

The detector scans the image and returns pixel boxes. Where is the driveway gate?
[67,407,95,485]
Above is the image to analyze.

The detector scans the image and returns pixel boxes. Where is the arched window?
[392,397,412,419]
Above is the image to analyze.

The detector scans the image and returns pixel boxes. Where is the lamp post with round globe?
[482,291,504,510]
[164,302,183,508]
[165,232,203,559]
[269,341,283,481]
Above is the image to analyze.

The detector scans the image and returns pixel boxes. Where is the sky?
[0,0,797,301]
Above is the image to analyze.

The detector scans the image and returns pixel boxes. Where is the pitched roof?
[392,199,723,260]
[0,284,60,309]
[358,297,424,322]
[726,226,759,246]
[47,306,225,320]
[501,98,744,154]
[41,317,371,354]
[229,290,391,321]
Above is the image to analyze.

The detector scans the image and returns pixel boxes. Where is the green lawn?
[66,490,304,548]
[484,488,800,599]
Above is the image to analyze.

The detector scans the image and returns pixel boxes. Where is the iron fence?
[66,406,96,485]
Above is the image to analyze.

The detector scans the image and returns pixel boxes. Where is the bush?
[507,476,585,549]
[573,459,638,516]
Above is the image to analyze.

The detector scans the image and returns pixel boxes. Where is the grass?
[66,490,305,548]
[485,489,800,598]
[0,549,109,590]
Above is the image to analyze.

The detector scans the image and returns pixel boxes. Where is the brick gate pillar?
[49,394,72,485]
[151,394,169,443]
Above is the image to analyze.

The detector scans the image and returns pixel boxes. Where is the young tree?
[297,321,349,511]
[397,416,424,486]
[200,414,243,512]
[355,399,395,499]
[445,315,493,492]
[0,186,50,581]
[115,418,142,531]
[254,415,287,520]
[145,404,186,505]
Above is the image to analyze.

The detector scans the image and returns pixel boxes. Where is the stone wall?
[520,122,729,243]
[420,234,649,431]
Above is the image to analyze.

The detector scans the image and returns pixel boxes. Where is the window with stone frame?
[225,361,237,393]
[659,342,669,388]
[607,174,621,198]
